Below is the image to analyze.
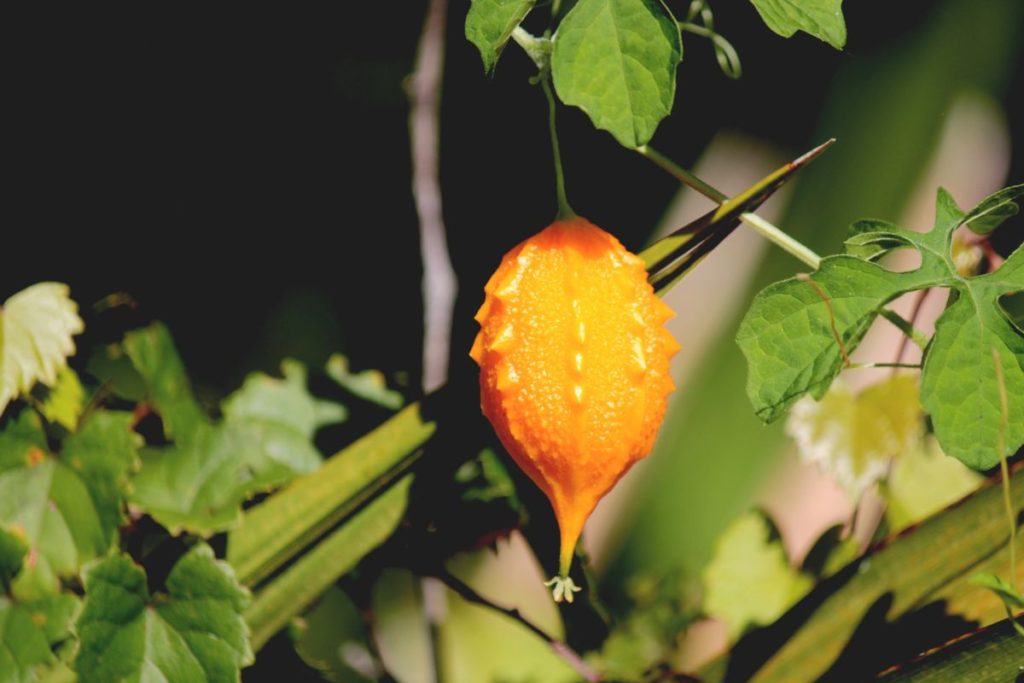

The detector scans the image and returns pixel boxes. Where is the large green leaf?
[74,544,252,683]
[786,376,922,499]
[738,186,1024,469]
[551,0,681,148]
[702,512,812,639]
[0,283,84,416]
[0,593,79,683]
[0,410,139,598]
[701,467,1024,681]
[125,326,346,536]
[748,0,846,49]
[465,0,536,74]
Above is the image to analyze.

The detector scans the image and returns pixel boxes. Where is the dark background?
[6,0,1023,401]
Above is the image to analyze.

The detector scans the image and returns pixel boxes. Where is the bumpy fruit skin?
[470,217,679,576]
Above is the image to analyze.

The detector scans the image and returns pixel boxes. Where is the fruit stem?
[541,75,576,220]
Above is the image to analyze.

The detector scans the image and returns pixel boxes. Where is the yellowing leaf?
[702,512,812,639]
[786,375,921,500]
[39,367,86,432]
[884,437,983,532]
[0,283,84,415]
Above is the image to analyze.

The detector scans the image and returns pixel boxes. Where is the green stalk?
[542,75,575,220]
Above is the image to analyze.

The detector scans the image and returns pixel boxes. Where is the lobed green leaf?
[739,185,1024,469]
[75,544,251,683]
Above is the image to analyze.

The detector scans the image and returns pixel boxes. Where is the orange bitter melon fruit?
[470,216,679,601]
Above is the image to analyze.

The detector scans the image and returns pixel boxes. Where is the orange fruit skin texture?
[470,217,679,575]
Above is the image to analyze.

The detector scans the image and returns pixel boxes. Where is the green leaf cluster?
[465,0,847,149]
[123,324,346,535]
[738,185,1024,469]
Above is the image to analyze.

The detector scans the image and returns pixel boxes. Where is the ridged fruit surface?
[470,217,679,575]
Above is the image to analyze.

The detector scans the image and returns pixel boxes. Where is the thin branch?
[409,0,457,393]
[434,569,602,682]
[879,308,930,350]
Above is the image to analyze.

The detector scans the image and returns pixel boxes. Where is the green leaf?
[38,368,85,433]
[293,586,375,683]
[702,511,812,639]
[75,544,252,683]
[123,323,205,443]
[919,270,1024,468]
[224,359,347,436]
[1,283,84,416]
[0,592,79,683]
[739,186,1024,469]
[786,376,922,500]
[127,340,344,536]
[0,410,139,598]
[0,527,28,588]
[130,417,325,537]
[551,0,682,148]
[245,476,411,651]
[465,0,536,74]
[748,0,846,49]
[737,258,922,422]
[962,183,1024,235]
[325,354,403,410]
[884,437,983,532]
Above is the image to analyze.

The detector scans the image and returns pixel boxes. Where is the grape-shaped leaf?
[0,410,139,598]
[123,323,205,443]
[465,0,536,74]
[126,328,346,535]
[0,592,79,683]
[739,184,1024,469]
[1,283,84,416]
[75,544,252,683]
[749,0,846,49]
[702,511,812,639]
[786,375,921,500]
[38,367,85,432]
[224,359,347,435]
[326,354,403,410]
[884,436,983,532]
[552,0,682,148]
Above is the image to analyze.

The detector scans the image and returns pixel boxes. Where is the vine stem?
[992,348,1017,593]
[434,569,601,682]
[637,144,932,349]
[542,75,575,220]
[637,144,821,269]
